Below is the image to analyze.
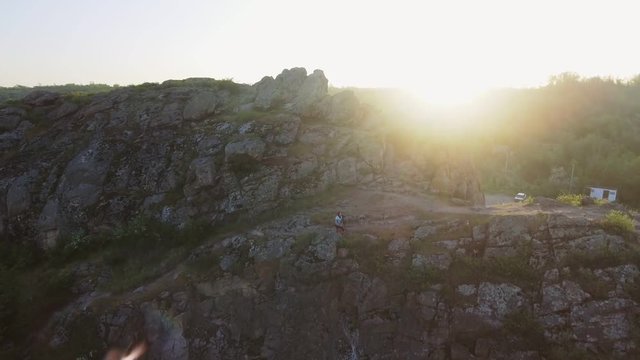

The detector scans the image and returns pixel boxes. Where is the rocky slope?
[33,194,640,360]
[5,69,637,359]
[0,67,483,249]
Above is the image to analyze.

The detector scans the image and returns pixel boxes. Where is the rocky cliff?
[5,69,604,360]
[0,68,484,249]
[30,199,640,359]
[4,69,639,360]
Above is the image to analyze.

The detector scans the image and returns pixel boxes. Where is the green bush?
[103,215,214,292]
[562,247,640,270]
[503,309,546,348]
[228,154,261,177]
[448,253,541,291]
[0,266,16,343]
[232,110,267,123]
[65,91,94,105]
[594,198,608,206]
[215,78,242,94]
[49,230,109,265]
[602,210,635,234]
[0,267,73,345]
[0,241,41,270]
[556,193,583,206]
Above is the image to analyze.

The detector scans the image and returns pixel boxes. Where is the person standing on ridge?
[335,211,346,235]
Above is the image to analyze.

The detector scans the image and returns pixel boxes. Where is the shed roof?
[585,185,618,191]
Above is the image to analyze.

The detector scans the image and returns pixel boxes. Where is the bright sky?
[1,0,639,103]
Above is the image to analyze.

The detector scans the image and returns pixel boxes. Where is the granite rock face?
[0,68,486,247]
[2,69,528,359]
[34,211,640,360]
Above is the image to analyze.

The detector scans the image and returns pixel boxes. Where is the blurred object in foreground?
[104,341,147,360]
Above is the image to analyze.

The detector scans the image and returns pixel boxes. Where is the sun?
[393,81,487,136]
[406,82,487,106]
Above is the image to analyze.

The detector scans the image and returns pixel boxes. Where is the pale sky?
[1,0,639,103]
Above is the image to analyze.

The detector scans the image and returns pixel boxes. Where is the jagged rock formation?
[0,68,485,249]
[36,211,640,359]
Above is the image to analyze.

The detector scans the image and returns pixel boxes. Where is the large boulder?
[275,67,308,100]
[22,90,60,106]
[253,76,279,109]
[183,91,219,120]
[185,156,217,193]
[252,68,328,113]
[293,69,328,114]
[540,281,590,314]
[225,138,266,161]
[476,282,527,318]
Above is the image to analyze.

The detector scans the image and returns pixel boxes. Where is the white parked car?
[514,193,527,202]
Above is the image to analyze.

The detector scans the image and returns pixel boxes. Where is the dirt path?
[327,188,611,225]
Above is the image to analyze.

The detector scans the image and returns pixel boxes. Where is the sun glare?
[408,84,484,106]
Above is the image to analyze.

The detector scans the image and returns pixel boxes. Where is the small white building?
[586,186,617,202]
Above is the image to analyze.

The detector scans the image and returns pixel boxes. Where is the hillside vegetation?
[0,84,115,103]
[344,74,640,206]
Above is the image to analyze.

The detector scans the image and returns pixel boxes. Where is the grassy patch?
[227,153,261,178]
[448,254,542,291]
[562,247,640,271]
[287,142,315,158]
[231,110,269,123]
[65,91,94,106]
[503,309,546,348]
[556,193,583,207]
[340,233,387,274]
[310,210,337,226]
[411,238,451,255]
[293,232,316,254]
[0,266,73,347]
[571,269,614,299]
[186,253,222,276]
[405,265,446,290]
[602,210,635,235]
[624,282,640,303]
[31,312,104,360]
[159,78,244,94]
[106,246,188,293]
[594,198,609,206]
[99,216,212,292]
[48,230,109,266]
[523,196,535,205]
[544,343,600,360]
[129,82,161,91]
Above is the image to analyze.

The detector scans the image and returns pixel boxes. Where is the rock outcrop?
[32,211,640,359]
[253,67,328,114]
[0,68,504,359]
[0,68,485,248]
